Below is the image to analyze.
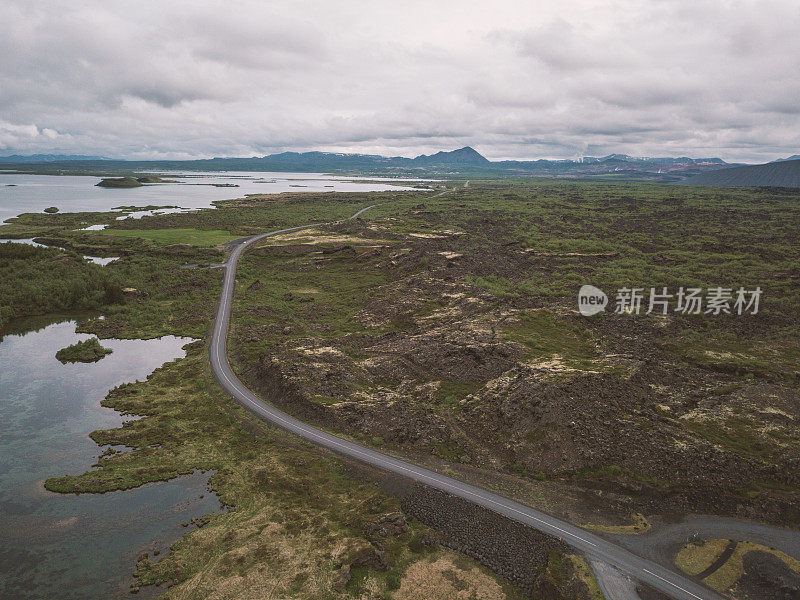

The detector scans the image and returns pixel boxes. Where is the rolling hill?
[684,159,800,188]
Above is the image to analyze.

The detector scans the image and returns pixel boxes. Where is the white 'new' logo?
[577,285,607,316]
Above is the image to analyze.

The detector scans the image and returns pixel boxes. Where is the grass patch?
[675,539,731,576]
[508,461,548,481]
[101,228,240,247]
[566,554,605,600]
[394,553,526,600]
[342,346,369,361]
[432,441,461,462]
[684,417,778,461]
[472,274,516,298]
[502,309,598,367]
[309,394,340,406]
[435,380,481,407]
[345,565,370,595]
[231,250,390,371]
[582,512,651,534]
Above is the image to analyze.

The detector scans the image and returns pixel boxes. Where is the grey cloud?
[0,0,798,162]
[503,20,630,71]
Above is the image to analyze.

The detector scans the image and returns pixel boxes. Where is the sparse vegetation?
[581,512,651,534]
[223,180,800,530]
[501,309,599,369]
[703,541,800,592]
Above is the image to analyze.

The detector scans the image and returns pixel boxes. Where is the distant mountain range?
[683,158,800,188]
[0,146,740,182]
[579,154,727,165]
[4,147,800,186]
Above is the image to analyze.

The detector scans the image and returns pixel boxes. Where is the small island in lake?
[96,175,179,187]
[56,338,113,363]
[96,177,142,188]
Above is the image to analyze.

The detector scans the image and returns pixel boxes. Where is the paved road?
[208,205,725,600]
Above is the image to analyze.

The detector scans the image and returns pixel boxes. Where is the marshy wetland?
[0,316,212,599]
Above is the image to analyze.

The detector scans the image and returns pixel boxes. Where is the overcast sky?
[1,0,799,162]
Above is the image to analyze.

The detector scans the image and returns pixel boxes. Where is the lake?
[0,171,428,223]
[0,317,220,599]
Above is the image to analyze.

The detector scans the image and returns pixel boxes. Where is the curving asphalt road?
[208,205,725,600]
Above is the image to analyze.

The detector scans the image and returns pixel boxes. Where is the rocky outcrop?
[394,481,567,596]
[361,512,409,538]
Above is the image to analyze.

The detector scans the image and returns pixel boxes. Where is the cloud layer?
[2,0,799,162]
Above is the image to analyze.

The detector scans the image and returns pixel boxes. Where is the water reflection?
[0,317,220,599]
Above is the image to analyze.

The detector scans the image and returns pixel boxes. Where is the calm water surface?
[0,171,426,222]
[0,318,221,599]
